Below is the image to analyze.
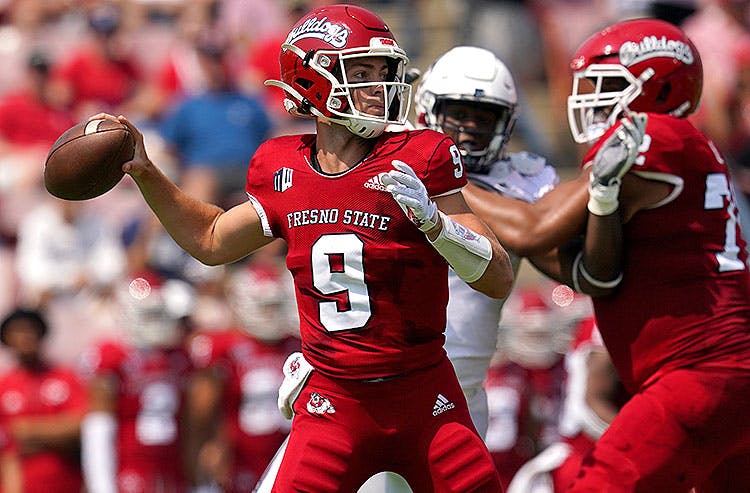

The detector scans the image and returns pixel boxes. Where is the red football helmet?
[226,263,299,343]
[567,18,703,143]
[265,4,411,138]
[499,287,570,369]
[118,272,195,348]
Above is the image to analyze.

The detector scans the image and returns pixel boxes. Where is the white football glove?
[381,160,439,232]
[588,113,648,216]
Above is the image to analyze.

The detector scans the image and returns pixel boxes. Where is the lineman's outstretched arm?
[463,171,590,257]
[93,114,275,266]
[553,114,648,296]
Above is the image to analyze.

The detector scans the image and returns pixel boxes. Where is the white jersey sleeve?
[446,150,558,384]
[445,149,558,439]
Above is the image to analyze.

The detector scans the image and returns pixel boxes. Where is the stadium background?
[0,2,748,489]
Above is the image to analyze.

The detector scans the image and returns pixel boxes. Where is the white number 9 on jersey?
[450,144,463,179]
[312,233,372,332]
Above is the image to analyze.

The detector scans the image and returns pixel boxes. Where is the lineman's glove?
[588,113,648,216]
[381,160,439,232]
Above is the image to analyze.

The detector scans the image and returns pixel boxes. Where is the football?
[44,118,135,200]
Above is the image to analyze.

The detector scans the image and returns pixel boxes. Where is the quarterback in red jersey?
[0,309,86,493]
[92,4,512,492]
[506,18,750,493]
[80,275,194,493]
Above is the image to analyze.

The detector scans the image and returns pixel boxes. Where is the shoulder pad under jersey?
[509,151,548,176]
[468,152,559,202]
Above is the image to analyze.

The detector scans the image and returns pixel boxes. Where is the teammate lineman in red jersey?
[473,18,750,492]
[92,4,512,492]
[568,19,750,493]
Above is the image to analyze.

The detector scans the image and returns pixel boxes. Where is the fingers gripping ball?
[44,119,135,200]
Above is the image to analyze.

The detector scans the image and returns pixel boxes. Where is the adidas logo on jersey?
[432,393,455,416]
[364,174,388,192]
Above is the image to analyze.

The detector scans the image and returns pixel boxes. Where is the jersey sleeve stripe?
[631,171,684,209]
[247,193,273,237]
[432,186,465,199]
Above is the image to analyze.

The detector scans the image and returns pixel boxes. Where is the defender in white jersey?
[414,46,559,437]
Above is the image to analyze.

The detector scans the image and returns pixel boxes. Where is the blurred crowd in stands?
[0,0,747,491]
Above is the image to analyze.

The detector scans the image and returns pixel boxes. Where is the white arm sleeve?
[429,211,492,283]
[81,412,118,493]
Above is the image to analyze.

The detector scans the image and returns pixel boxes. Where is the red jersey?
[484,359,566,490]
[189,329,300,492]
[0,365,86,493]
[51,45,141,110]
[245,130,466,379]
[584,114,750,392]
[81,341,191,490]
[0,91,75,147]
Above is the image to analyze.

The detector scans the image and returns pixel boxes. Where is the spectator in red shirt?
[0,51,76,250]
[0,51,74,150]
[0,308,86,493]
[48,4,147,121]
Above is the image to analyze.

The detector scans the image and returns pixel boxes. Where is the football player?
[506,318,625,493]
[80,273,194,493]
[92,4,513,491]
[413,45,562,439]
[561,18,750,492]
[259,44,576,493]
[484,288,569,489]
[186,260,300,492]
[473,18,750,491]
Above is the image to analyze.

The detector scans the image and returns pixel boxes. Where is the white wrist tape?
[82,412,117,493]
[588,180,621,216]
[572,251,622,293]
[579,401,611,441]
[417,206,440,233]
[429,211,492,283]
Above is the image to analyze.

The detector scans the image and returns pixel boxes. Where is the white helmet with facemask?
[415,46,518,173]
